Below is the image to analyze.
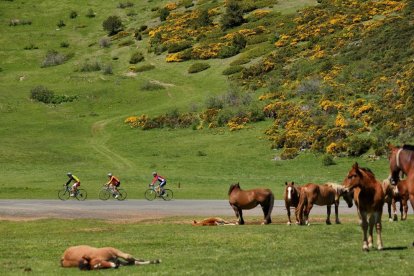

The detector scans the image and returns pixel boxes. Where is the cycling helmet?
[67,172,72,176]
[107,173,112,177]
[152,171,157,176]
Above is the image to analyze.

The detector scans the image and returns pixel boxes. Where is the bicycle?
[144,184,173,201]
[58,185,87,201]
[99,185,127,201]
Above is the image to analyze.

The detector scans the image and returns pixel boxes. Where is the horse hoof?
[287,222,291,226]
[335,221,341,224]
[389,218,394,222]
[326,221,331,225]
[377,246,384,251]
[362,247,369,252]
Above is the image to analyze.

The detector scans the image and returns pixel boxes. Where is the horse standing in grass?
[296,182,353,225]
[391,179,414,221]
[388,144,414,210]
[283,182,302,225]
[228,183,274,225]
[382,178,399,222]
[343,163,384,251]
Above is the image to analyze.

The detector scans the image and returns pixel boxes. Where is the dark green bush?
[86,9,95,18]
[69,11,78,19]
[222,65,243,75]
[159,8,170,21]
[57,20,65,28]
[141,81,165,91]
[129,51,145,64]
[188,62,210,73]
[134,64,155,72]
[30,86,77,104]
[41,50,68,67]
[102,16,123,35]
[280,148,299,160]
[346,136,372,156]
[60,41,69,48]
[322,154,336,166]
[221,0,245,30]
[118,2,134,8]
[167,41,192,53]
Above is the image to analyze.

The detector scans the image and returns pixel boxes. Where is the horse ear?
[285,182,287,185]
[353,162,359,169]
[292,182,294,185]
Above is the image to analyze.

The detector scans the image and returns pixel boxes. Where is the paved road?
[0,199,359,221]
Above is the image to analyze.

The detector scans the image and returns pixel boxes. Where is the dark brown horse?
[343,163,384,251]
[228,183,274,225]
[283,182,302,225]
[296,182,353,225]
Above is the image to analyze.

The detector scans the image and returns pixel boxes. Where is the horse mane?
[403,144,414,151]
[228,183,240,195]
[359,167,376,179]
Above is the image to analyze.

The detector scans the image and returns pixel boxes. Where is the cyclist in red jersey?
[150,172,167,195]
[106,173,121,198]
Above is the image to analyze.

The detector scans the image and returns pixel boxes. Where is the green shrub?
[30,86,77,104]
[346,136,372,156]
[86,9,95,18]
[141,81,165,91]
[218,46,240,58]
[60,41,69,48]
[41,50,68,68]
[129,51,145,64]
[102,64,113,75]
[78,60,101,72]
[69,11,78,19]
[159,8,170,21]
[230,57,250,66]
[119,39,134,47]
[322,154,336,166]
[280,148,299,160]
[102,16,123,35]
[222,65,243,75]
[99,37,111,48]
[167,41,192,53]
[57,20,65,28]
[117,2,134,8]
[188,62,210,73]
[221,0,245,30]
[134,64,155,72]
[24,43,38,50]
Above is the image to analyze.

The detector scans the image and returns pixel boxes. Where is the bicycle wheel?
[76,189,87,201]
[117,189,127,201]
[58,188,70,201]
[144,189,156,201]
[99,189,110,200]
[161,189,173,201]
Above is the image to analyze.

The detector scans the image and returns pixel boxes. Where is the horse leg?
[375,212,383,250]
[305,203,313,226]
[392,198,398,221]
[326,205,332,225]
[387,200,393,222]
[238,208,245,225]
[402,198,408,220]
[334,202,340,224]
[231,205,242,225]
[286,203,292,225]
[360,212,369,251]
[263,194,274,224]
[368,215,375,249]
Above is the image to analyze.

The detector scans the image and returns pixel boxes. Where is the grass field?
[1,215,414,275]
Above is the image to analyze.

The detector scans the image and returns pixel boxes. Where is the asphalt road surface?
[0,199,359,221]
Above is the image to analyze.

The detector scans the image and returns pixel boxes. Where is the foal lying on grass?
[61,245,161,270]
[192,217,236,226]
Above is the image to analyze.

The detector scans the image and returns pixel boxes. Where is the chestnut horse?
[388,144,414,210]
[61,245,161,270]
[382,179,399,222]
[228,183,274,225]
[343,163,384,251]
[283,182,302,225]
[296,182,353,225]
[391,179,414,221]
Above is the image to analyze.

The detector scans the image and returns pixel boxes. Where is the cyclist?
[106,173,121,199]
[150,172,167,195]
[66,172,80,197]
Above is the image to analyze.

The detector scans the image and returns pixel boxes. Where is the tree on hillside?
[102,16,123,35]
[221,0,245,30]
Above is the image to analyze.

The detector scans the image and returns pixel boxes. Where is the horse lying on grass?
[228,183,274,225]
[192,217,236,226]
[296,182,353,225]
[61,245,161,270]
[283,182,302,225]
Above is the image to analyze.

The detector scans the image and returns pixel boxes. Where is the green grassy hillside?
[0,0,402,199]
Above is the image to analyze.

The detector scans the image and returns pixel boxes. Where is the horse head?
[343,162,364,190]
[341,188,354,208]
[228,183,240,195]
[285,181,297,200]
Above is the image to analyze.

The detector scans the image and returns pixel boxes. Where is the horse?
[61,245,161,270]
[283,182,302,225]
[192,217,236,226]
[388,144,414,184]
[391,179,414,221]
[228,183,274,225]
[343,162,384,251]
[382,178,399,222]
[296,182,353,225]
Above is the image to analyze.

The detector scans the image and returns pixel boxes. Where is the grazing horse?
[61,245,161,270]
[296,182,353,225]
[382,178,399,222]
[228,183,274,225]
[343,163,384,251]
[283,182,302,225]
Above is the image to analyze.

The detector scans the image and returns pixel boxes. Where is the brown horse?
[192,217,236,226]
[283,182,302,225]
[61,245,161,270]
[391,179,414,221]
[343,163,384,251]
[382,178,399,222]
[296,182,353,225]
[228,183,274,225]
